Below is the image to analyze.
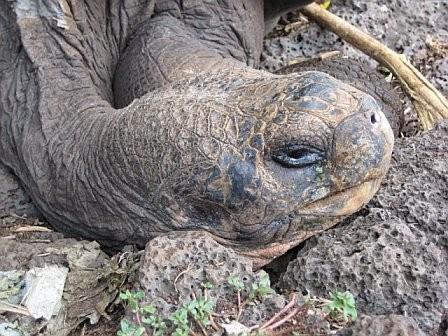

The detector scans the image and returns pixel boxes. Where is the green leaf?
[324,291,357,321]
[128,300,139,313]
[187,298,215,326]
[258,273,270,288]
[134,326,145,336]
[172,327,189,336]
[249,273,272,301]
[119,290,131,301]
[141,304,156,315]
[119,319,132,333]
[133,291,146,300]
[227,275,244,291]
[117,319,145,336]
[142,315,156,325]
[201,281,213,289]
[320,0,332,10]
[170,307,189,327]
[153,325,167,336]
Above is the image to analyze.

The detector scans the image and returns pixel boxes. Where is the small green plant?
[320,0,332,9]
[169,297,215,335]
[228,273,272,320]
[200,281,213,289]
[249,272,272,301]
[117,319,145,336]
[228,275,245,319]
[324,291,357,321]
[169,307,190,336]
[120,290,145,313]
[188,297,215,326]
[118,289,216,336]
[118,291,166,336]
[227,275,244,291]
[142,312,167,336]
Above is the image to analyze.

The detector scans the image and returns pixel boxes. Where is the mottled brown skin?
[0,0,393,266]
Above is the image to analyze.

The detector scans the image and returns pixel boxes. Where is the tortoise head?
[166,69,394,263]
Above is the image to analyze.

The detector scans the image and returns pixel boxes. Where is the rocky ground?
[261,0,448,136]
[1,0,447,335]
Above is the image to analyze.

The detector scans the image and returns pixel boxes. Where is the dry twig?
[173,266,191,293]
[260,293,297,330]
[0,302,31,316]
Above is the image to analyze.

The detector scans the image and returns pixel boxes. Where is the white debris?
[21,266,68,320]
[0,322,23,336]
[221,321,251,336]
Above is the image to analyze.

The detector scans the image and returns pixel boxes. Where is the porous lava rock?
[280,121,448,333]
[336,315,425,336]
[262,0,448,135]
[262,0,448,95]
[134,231,287,327]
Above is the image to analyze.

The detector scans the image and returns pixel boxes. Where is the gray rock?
[280,121,448,332]
[262,0,448,95]
[336,315,425,336]
[135,231,286,327]
[262,0,448,135]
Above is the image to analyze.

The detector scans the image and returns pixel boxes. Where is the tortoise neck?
[112,0,264,108]
[153,0,264,66]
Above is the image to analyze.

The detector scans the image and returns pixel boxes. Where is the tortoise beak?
[295,178,382,216]
[298,103,394,217]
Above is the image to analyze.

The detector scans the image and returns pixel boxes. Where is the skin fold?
[0,0,393,266]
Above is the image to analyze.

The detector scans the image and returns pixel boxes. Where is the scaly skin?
[0,0,393,266]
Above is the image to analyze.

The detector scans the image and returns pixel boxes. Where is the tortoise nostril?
[370,112,379,125]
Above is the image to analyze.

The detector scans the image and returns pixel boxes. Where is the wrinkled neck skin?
[0,0,393,267]
[113,0,264,106]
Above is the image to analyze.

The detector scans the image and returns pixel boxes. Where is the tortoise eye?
[272,144,323,168]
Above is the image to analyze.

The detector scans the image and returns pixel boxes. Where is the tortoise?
[0,0,394,266]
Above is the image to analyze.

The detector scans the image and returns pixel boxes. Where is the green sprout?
[324,291,358,321]
[118,291,166,336]
[188,297,215,326]
[227,275,245,291]
[249,273,272,301]
[320,0,332,9]
[200,281,213,289]
[169,307,189,336]
[117,319,145,336]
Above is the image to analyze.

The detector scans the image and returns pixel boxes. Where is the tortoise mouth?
[296,178,382,217]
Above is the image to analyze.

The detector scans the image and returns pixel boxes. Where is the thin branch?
[259,292,297,330]
[209,314,220,332]
[264,307,299,331]
[0,302,31,316]
[236,290,243,321]
[173,266,191,293]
